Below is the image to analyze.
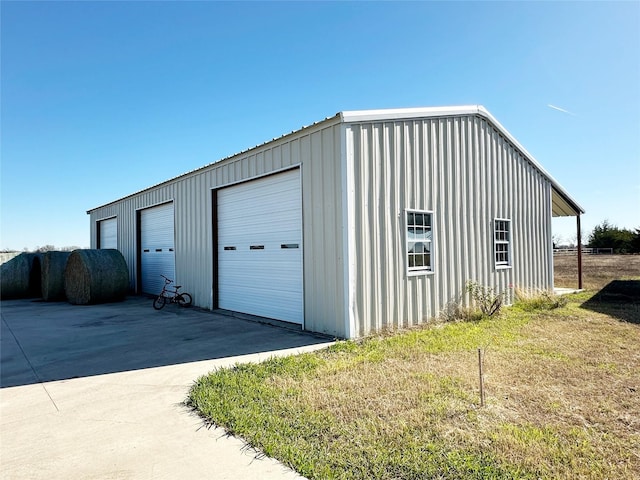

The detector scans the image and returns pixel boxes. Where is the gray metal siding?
[301,125,345,336]
[89,119,346,337]
[346,115,553,337]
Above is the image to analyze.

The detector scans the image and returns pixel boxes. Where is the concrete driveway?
[0,297,334,479]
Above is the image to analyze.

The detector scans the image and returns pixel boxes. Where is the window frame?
[494,218,512,269]
[405,209,434,276]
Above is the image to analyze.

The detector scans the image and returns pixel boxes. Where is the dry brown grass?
[280,304,640,478]
[190,255,640,479]
[554,254,640,290]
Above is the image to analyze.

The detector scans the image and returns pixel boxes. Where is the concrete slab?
[0,297,335,479]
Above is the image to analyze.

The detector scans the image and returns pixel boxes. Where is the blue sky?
[1,1,639,250]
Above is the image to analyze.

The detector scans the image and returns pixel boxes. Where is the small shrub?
[515,289,568,312]
[466,281,507,317]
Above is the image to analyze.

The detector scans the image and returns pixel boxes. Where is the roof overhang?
[552,188,583,217]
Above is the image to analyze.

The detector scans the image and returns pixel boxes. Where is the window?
[494,219,511,267]
[406,210,433,273]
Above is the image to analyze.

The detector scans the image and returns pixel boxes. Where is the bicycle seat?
[175,285,182,289]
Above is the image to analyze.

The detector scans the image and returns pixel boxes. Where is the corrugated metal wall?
[89,111,557,340]
[89,119,347,337]
[346,115,553,337]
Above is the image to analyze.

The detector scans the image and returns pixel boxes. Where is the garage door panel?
[99,218,117,249]
[140,203,175,295]
[219,287,302,322]
[217,169,303,324]
[220,254,301,269]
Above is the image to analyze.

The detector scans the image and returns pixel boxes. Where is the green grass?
[187,282,640,479]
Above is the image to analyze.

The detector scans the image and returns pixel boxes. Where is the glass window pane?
[407,211,433,272]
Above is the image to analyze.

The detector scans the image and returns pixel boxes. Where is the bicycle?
[153,275,193,310]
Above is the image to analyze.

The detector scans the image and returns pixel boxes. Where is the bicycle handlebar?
[160,274,173,283]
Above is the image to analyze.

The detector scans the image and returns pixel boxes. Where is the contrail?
[547,104,576,116]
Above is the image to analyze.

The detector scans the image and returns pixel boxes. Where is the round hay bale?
[0,253,42,299]
[64,249,129,305]
[41,251,71,301]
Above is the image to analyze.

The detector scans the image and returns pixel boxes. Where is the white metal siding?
[140,203,175,295]
[217,169,303,324]
[346,115,554,337]
[98,218,117,249]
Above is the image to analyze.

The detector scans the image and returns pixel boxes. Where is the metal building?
[87,106,584,338]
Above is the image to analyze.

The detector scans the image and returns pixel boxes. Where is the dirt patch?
[554,254,640,290]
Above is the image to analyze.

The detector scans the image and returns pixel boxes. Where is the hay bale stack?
[0,253,42,299]
[41,251,71,301]
[64,249,129,305]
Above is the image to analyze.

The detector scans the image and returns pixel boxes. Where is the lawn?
[188,255,640,479]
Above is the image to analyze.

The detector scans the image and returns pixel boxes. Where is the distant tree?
[21,245,83,253]
[587,220,635,253]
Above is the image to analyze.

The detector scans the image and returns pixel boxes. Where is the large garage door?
[217,169,303,324]
[140,203,175,295]
[98,217,117,249]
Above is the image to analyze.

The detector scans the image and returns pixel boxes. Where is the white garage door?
[98,217,117,249]
[140,203,175,295]
[217,169,303,324]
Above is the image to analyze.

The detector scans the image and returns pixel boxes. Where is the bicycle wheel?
[153,295,166,310]
[177,293,192,307]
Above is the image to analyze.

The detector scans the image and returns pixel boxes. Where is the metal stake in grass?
[478,348,485,407]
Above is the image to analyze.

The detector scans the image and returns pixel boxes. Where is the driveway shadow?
[1,297,333,388]
[580,280,640,324]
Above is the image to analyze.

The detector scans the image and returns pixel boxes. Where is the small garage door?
[98,218,117,249]
[140,203,175,295]
[217,169,303,324]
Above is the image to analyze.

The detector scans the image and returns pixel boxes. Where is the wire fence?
[553,247,614,256]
